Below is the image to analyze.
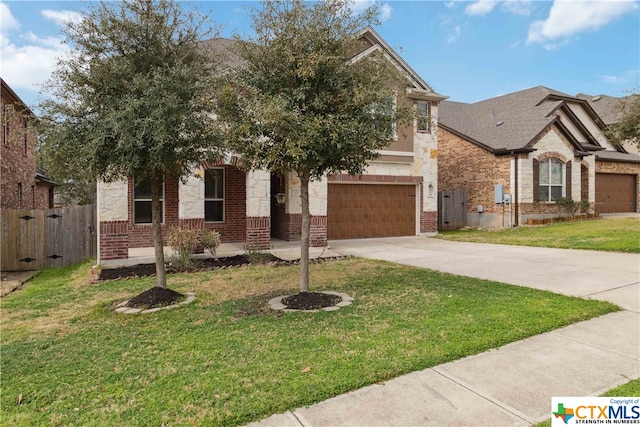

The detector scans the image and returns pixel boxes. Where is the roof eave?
[438,123,535,155]
[406,88,448,102]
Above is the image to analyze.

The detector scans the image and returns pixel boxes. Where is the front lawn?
[437,217,640,253]
[1,259,618,426]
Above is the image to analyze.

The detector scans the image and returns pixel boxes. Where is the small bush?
[201,229,221,258]
[579,199,591,214]
[244,246,272,264]
[555,197,579,216]
[167,226,200,270]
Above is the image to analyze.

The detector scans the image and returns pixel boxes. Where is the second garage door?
[595,173,637,213]
[327,184,416,240]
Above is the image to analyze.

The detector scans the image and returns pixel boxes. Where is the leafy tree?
[38,0,222,288]
[606,92,640,150]
[216,0,411,293]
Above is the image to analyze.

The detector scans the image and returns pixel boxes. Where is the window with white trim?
[539,158,563,202]
[417,101,430,133]
[134,178,163,224]
[205,168,224,222]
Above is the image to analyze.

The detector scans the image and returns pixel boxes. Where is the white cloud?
[447,26,461,43]
[0,3,70,97]
[0,35,67,93]
[0,2,20,33]
[465,1,497,16]
[600,70,640,85]
[501,1,534,16]
[527,0,638,46]
[351,0,392,22]
[444,1,456,8]
[378,3,392,22]
[41,9,83,26]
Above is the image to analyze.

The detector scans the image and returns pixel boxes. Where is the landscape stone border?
[268,291,353,312]
[113,292,196,314]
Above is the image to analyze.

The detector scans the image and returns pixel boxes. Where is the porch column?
[98,180,129,262]
[178,171,205,252]
[285,173,327,247]
[246,169,271,250]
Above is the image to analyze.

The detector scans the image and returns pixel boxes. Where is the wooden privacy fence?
[1,205,96,271]
[438,189,467,231]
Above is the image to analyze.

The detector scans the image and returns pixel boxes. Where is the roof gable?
[354,27,437,94]
[438,86,614,154]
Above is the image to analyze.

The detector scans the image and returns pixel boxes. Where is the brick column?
[420,211,437,233]
[99,221,128,260]
[310,215,327,247]
[246,216,271,250]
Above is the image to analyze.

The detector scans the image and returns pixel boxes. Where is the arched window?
[538,158,564,202]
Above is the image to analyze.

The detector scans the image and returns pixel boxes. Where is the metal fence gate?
[438,189,467,231]
[1,205,96,271]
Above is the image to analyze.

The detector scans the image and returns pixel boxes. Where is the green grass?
[437,217,640,253]
[532,378,640,427]
[1,259,619,426]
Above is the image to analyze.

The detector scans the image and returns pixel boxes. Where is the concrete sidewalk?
[248,238,640,427]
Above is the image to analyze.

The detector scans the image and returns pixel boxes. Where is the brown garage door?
[595,173,637,213]
[327,184,416,239]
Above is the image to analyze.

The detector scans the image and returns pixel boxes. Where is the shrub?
[244,246,272,264]
[166,226,200,270]
[201,229,221,258]
[579,199,591,214]
[555,197,579,216]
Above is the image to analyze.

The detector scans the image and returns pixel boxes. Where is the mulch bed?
[98,254,349,281]
[125,286,186,309]
[281,292,342,310]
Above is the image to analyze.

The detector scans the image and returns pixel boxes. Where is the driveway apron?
[329,237,640,312]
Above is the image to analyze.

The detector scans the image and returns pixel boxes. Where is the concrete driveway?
[329,237,640,312]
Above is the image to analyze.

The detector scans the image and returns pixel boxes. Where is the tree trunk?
[151,174,167,289]
[299,172,311,293]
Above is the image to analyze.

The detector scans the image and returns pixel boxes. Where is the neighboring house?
[438,86,640,229]
[97,27,446,263]
[1,78,56,210]
[577,93,640,155]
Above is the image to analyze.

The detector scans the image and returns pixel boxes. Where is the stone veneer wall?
[245,170,271,249]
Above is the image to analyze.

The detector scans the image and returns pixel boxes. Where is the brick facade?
[1,79,54,210]
[438,127,511,215]
[246,216,271,250]
[99,165,250,260]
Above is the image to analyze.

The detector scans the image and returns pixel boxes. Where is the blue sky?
[1,0,638,110]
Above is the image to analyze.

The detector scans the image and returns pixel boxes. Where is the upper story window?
[417,101,430,133]
[2,104,10,145]
[134,178,163,224]
[205,168,224,222]
[23,118,28,154]
[539,158,564,202]
[371,93,397,140]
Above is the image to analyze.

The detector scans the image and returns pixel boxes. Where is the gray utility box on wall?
[495,184,504,204]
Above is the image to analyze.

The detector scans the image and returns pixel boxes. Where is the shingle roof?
[595,150,640,164]
[576,93,638,126]
[439,86,570,151]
